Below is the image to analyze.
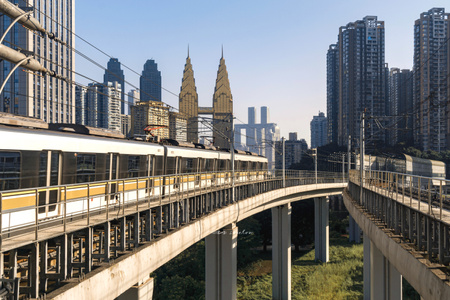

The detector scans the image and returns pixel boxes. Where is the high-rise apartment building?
[413,8,449,151]
[0,0,75,123]
[86,83,101,128]
[99,82,121,131]
[326,44,339,144]
[310,111,328,149]
[104,58,125,114]
[75,86,88,125]
[140,60,161,102]
[179,53,199,143]
[389,68,413,146]
[169,112,187,142]
[334,16,387,147]
[275,134,308,169]
[128,89,139,115]
[121,114,131,137]
[131,101,169,139]
[81,82,121,131]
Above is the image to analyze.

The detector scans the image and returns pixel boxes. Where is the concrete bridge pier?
[349,215,361,243]
[272,203,292,300]
[363,233,402,300]
[314,196,329,262]
[205,222,238,300]
[117,276,154,300]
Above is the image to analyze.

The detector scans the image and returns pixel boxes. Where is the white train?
[0,114,268,233]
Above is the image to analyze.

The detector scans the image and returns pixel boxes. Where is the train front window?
[0,152,21,191]
[76,154,96,183]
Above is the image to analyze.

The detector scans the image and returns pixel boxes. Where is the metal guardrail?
[348,169,450,265]
[0,170,346,252]
[350,169,450,221]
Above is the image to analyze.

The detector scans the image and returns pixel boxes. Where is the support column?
[117,276,154,300]
[370,241,402,300]
[349,215,361,243]
[314,196,329,262]
[205,223,238,300]
[272,203,291,300]
[363,233,371,300]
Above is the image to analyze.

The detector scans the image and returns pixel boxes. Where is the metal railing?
[348,169,450,265]
[349,169,450,221]
[0,170,346,251]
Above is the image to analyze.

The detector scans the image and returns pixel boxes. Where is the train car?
[359,153,446,188]
[0,115,268,233]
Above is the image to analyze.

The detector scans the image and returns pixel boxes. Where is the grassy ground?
[237,237,364,300]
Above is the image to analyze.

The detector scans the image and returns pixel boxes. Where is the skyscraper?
[128,89,140,115]
[75,86,88,125]
[336,16,387,147]
[98,82,121,131]
[140,60,162,102]
[310,112,328,149]
[413,8,449,151]
[179,52,199,143]
[389,68,413,146]
[104,58,125,114]
[84,82,121,131]
[0,0,75,123]
[275,134,308,169]
[212,54,233,149]
[86,83,101,128]
[326,44,339,144]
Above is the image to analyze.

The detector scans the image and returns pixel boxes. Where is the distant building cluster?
[73,52,233,144]
[274,134,308,170]
[326,8,450,152]
[0,0,233,147]
[234,107,280,170]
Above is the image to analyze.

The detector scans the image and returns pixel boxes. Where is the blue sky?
[75,0,449,146]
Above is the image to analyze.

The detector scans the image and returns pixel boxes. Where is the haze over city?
[75,0,449,145]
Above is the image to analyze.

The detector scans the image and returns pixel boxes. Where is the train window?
[128,156,141,178]
[154,156,164,176]
[205,159,214,172]
[0,152,21,191]
[76,154,96,183]
[218,159,228,171]
[166,157,177,175]
[241,161,248,171]
[181,158,195,174]
[95,154,107,181]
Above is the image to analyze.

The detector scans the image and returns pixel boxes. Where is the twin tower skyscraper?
[104,50,233,148]
[179,50,233,148]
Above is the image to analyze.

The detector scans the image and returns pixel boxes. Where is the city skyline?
[75,1,449,145]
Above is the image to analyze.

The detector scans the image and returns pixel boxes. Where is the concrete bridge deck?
[346,170,450,300]
[46,182,345,299]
